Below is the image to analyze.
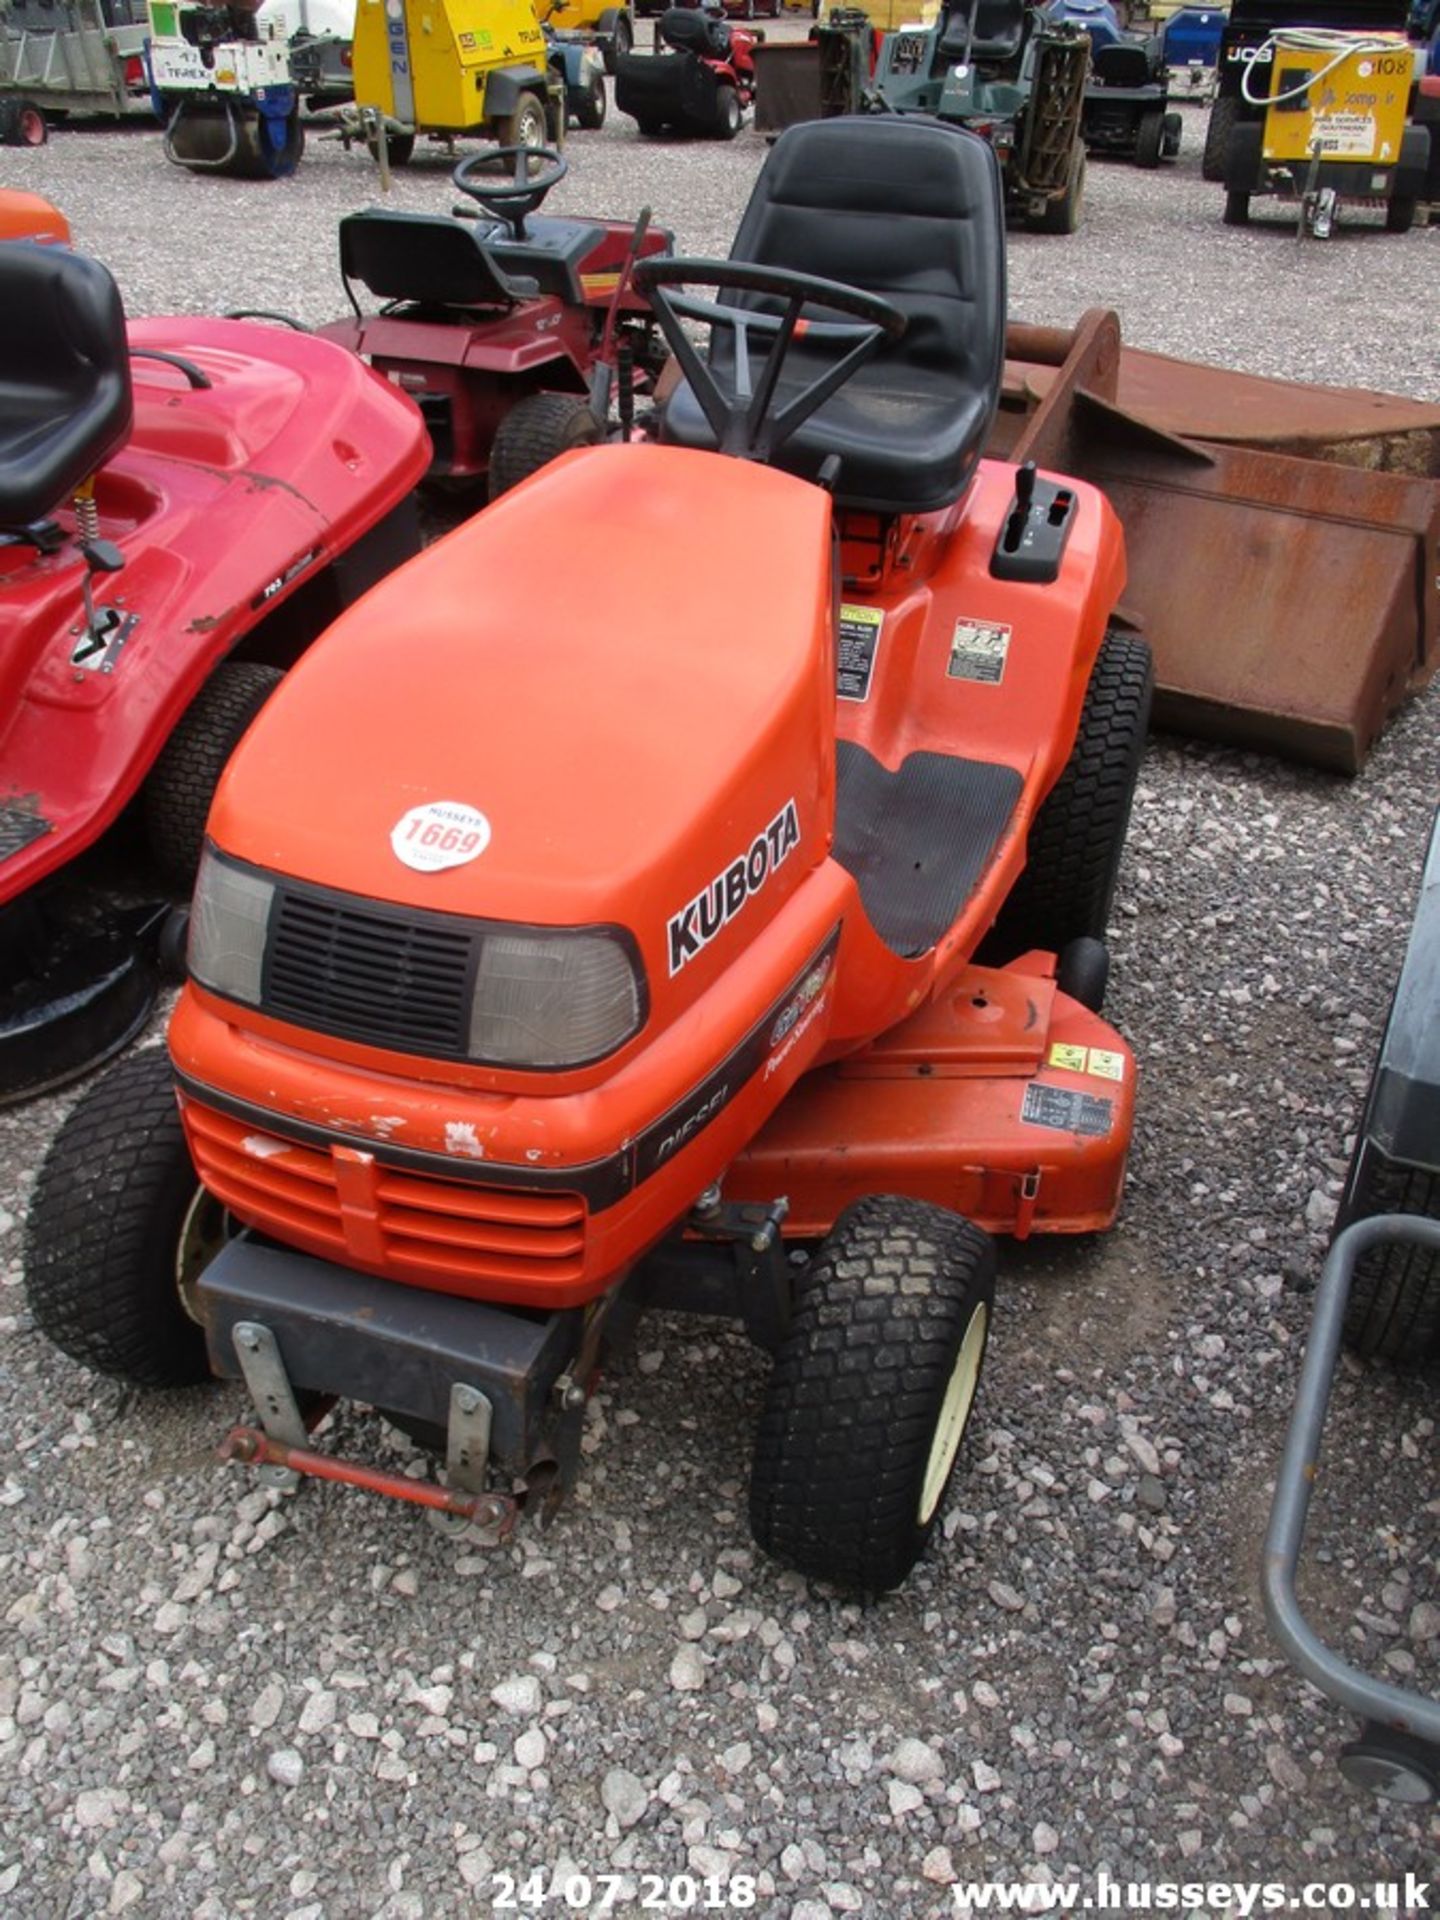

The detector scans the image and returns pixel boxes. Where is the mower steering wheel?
[632,256,907,465]
[452,144,568,234]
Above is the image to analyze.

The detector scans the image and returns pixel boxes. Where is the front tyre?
[714,83,742,140]
[143,660,283,886]
[749,1196,994,1595]
[24,1048,221,1388]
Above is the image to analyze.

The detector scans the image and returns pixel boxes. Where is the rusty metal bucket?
[994,310,1440,773]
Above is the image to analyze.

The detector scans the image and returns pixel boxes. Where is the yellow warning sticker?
[1047,1042,1125,1082]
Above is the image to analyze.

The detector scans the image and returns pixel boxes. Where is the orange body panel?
[725,959,1136,1236]
[0,191,70,245]
[174,439,1131,1309]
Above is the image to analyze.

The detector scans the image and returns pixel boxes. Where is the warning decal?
[1047,1042,1126,1083]
[1022,1082,1114,1137]
[837,605,883,703]
[948,619,1011,685]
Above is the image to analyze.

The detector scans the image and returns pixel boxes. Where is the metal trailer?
[0,0,152,125]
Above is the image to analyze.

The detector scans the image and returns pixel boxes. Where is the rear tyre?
[1056,935,1110,1014]
[1201,91,1236,182]
[605,11,633,70]
[714,83,742,140]
[1223,188,1250,226]
[1384,196,1416,234]
[24,1048,218,1388]
[576,72,607,130]
[635,113,666,135]
[1339,1151,1440,1365]
[143,661,283,886]
[1135,108,1164,169]
[749,1196,994,1596]
[984,629,1152,963]
[488,391,601,499]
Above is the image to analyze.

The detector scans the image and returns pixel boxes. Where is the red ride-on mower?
[316,146,673,496]
[614,5,759,138]
[0,238,429,1102]
[27,117,1151,1597]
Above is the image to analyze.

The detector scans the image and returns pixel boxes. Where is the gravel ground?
[2,75,1439,1920]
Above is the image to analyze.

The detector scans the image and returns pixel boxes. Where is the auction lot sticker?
[391,800,491,872]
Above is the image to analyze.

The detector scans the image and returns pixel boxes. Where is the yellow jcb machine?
[1223,28,1430,234]
[351,0,566,164]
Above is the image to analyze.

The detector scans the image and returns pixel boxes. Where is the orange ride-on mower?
[26,116,1151,1596]
[314,145,672,496]
[0,236,429,1104]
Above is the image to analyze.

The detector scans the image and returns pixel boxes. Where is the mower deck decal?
[833,744,1021,958]
[837,605,883,703]
[666,799,801,976]
[1047,1041,1126,1083]
[948,618,1012,686]
[177,927,841,1215]
[1021,1082,1113,1137]
[636,926,840,1181]
[0,797,53,862]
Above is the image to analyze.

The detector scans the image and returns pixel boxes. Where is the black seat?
[339,210,517,311]
[937,0,1027,65]
[0,243,132,528]
[662,116,1006,516]
[1093,36,1158,85]
[660,6,731,56]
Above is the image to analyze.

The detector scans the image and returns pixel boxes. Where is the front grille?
[264,888,475,1056]
[182,1098,587,1290]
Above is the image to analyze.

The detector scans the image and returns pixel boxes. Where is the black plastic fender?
[484,63,553,117]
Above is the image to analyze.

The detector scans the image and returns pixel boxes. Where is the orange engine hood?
[208,441,838,1004]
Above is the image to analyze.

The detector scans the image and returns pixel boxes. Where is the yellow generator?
[351,0,565,160]
[1224,29,1430,234]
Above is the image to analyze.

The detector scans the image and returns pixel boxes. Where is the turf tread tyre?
[576,73,607,130]
[488,391,601,499]
[1135,108,1164,169]
[749,1196,994,1595]
[25,1048,212,1388]
[1340,1158,1440,1365]
[143,661,282,885]
[1202,92,1236,182]
[714,84,741,140]
[986,629,1152,962]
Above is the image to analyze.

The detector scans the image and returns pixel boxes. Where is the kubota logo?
[667,801,801,976]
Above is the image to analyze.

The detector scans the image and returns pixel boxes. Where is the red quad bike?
[0,238,429,1102]
[614,5,759,138]
[315,146,673,497]
[27,117,1152,1597]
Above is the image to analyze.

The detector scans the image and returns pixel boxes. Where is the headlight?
[188,846,275,1006]
[469,929,641,1068]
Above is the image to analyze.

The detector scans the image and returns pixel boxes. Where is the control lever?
[78,537,125,650]
[990,460,1077,585]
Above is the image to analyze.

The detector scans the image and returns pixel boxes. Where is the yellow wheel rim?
[917,1301,988,1526]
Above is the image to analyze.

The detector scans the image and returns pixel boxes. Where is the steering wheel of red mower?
[632,256,906,464]
[451,145,568,237]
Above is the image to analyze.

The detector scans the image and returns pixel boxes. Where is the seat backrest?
[1094,36,1154,83]
[661,5,730,55]
[339,210,515,311]
[0,242,133,527]
[727,115,1006,403]
[938,0,1027,63]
